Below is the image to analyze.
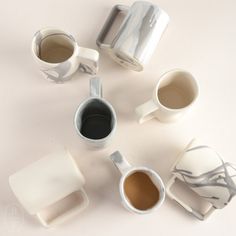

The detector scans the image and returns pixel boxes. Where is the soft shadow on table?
[107,76,155,122]
[73,153,126,214]
[135,141,181,183]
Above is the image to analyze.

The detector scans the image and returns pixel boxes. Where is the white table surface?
[1,0,236,235]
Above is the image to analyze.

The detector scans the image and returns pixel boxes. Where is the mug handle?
[96,5,129,49]
[78,47,99,75]
[166,176,216,220]
[110,151,131,175]
[135,100,159,124]
[36,188,89,227]
[90,77,102,98]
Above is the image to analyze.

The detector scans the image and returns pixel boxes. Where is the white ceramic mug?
[32,27,99,83]
[166,139,236,220]
[74,77,117,148]
[96,1,169,71]
[135,69,199,123]
[109,151,165,214]
[9,150,89,227]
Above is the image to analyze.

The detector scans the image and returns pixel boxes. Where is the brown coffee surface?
[40,46,73,63]
[158,84,193,109]
[39,35,74,63]
[124,171,159,210]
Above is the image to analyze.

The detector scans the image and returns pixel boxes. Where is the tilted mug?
[166,139,236,220]
[9,150,89,227]
[96,1,169,71]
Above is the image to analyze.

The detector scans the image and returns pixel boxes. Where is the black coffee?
[78,99,113,140]
[81,114,112,139]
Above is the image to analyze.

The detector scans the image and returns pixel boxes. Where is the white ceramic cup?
[109,151,165,214]
[166,139,236,220]
[32,27,99,83]
[9,150,89,227]
[135,69,199,123]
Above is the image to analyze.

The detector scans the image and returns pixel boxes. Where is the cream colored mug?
[9,150,89,227]
[135,69,199,123]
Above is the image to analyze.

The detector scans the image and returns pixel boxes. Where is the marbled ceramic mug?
[32,28,99,82]
[166,139,236,220]
[96,1,169,71]
[109,151,165,214]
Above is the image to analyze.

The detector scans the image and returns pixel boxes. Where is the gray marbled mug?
[96,1,169,71]
[167,139,236,220]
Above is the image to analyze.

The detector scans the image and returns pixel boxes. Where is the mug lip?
[153,68,200,111]
[119,167,165,214]
[31,27,79,66]
[74,97,117,143]
[109,48,144,72]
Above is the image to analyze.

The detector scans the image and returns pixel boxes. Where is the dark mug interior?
[75,98,115,140]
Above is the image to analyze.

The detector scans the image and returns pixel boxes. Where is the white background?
[0,0,236,235]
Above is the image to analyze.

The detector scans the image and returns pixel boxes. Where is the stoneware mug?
[74,77,117,148]
[109,151,165,214]
[135,69,199,123]
[32,27,99,83]
[9,150,89,227]
[166,139,236,220]
[96,1,169,71]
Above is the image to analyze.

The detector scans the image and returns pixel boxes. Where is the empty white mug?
[109,151,165,214]
[32,27,99,83]
[135,69,199,123]
[9,150,89,227]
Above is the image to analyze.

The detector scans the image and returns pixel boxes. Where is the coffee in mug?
[74,77,117,148]
[109,151,165,214]
[124,171,160,210]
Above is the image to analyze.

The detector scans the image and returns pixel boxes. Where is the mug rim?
[74,97,117,143]
[153,68,199,111]
[109,48,143,71]
[31,27,79,66]
[119,167,165,214]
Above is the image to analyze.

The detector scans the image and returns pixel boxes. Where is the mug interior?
[75,98,115,140]
[157,71,198,109]
[33,30,75,63]
[122,169,164,212]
